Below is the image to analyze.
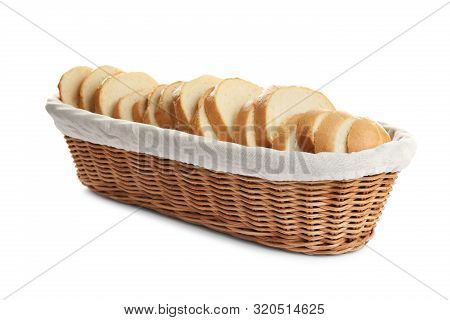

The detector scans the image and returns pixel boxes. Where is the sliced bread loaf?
[142,84,167,125]
[95,72,158,117]
[190,87,217,139]
[155,81,183,129]
[314,111,356,153]
[270,111,389,153]
[58,66,93,107]
[173,75,221,132]
[113,88,152,121]
[254,86,335,148]
[204,78,262,142]
[79,65,122,111]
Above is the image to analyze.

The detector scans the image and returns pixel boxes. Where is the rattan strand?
[64,136,398,255]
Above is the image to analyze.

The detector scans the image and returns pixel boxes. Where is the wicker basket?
[47,99,415,255]
[64,135,398,255]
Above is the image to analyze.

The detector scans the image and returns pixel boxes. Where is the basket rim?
[46,97,416,182]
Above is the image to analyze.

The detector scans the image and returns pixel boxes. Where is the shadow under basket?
[64,136,398,255]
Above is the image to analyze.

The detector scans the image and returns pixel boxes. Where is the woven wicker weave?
[65,136,398,255]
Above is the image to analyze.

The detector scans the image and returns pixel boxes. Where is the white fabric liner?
[46,98,416,182]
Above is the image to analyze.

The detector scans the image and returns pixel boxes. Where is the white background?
[0,0,449,318]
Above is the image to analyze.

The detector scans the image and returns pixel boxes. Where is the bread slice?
[296,111,331,153]
[143,84,167,125]
[204,78,262,142]
[270,111,330,151]
[347,118,386,153]
[254,86,335,148]
[79,65,122,111]
[58,66,93,107]
[95,72,158,117]
[233,99,258,146]
[132,100,146,123]
[234,87,278,147]
[271,115,303,151]
[113,88,153,121]
[173,75,221,132]
[191,87,217,139]
[314,111,356,153]
[374,122,391,143]
[155,81,183,129]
